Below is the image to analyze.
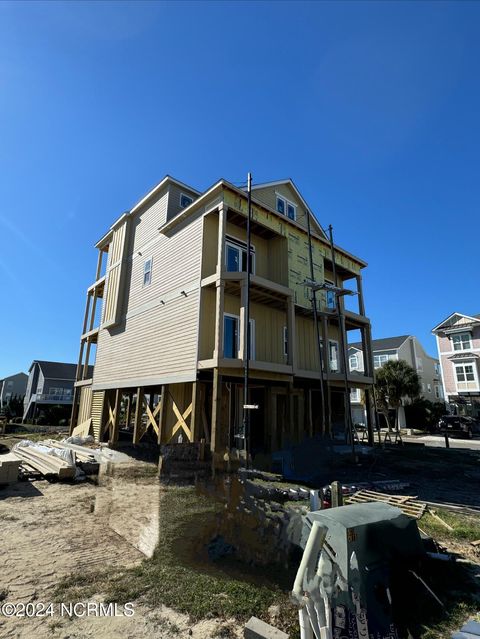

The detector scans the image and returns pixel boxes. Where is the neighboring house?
[0,372,28,407]
[23,361,91,421]
[432,312,480,418]
[70,174,375,465]
[348,335,444,427]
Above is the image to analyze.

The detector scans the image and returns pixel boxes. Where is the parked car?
[436,415,480,439]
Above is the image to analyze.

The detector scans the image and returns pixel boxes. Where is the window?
[349,354,359,371]
[180,193,193,208]
[455,364,475,383]
[223,315,255,359]
[224,315,239,358]
[225,238,255,274]
[143,258,152,286]
[416,357,423,372]
[435,385,443,399]
[276,195,296,220]
[452,333,472,351]
[283,326,288,358]
[350,388,361,402]
[434,363,440,375]
[427,383,432,393]
[6,381,13,389]
[374,354,389,368]
[324,280,336,310]
[329,341,339,372]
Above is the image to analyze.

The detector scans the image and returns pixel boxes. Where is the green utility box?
[301,502,425,638]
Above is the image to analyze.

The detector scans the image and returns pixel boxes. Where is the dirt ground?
[0,474,240,639]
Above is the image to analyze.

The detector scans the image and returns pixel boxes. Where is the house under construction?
[71,176,375,468]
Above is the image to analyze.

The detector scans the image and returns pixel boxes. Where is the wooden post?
[133,387,144,444]
[286,383,294,443]
[213,204,227,362]
[190,382,199,442]
[125,393,132,429]
[158,385,168,444]
[331,481,343,508]
[321,314,332,436]
[270,389,278,452]
[356,274,366,316]
[110,389,121,445]
[210,369,222,454]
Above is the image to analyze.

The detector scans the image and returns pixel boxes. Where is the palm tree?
[374,360,421,432]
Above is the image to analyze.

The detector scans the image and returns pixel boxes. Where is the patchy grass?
[421,508,480,544]
[54,485,299,636]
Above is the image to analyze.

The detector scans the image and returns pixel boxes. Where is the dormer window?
[276,195,296,220]
[180,193,193,208]
[452,332,471,351]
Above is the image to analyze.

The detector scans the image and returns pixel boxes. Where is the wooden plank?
[133,387,145,444]
[171,402,193,440]
[71,418,92,438]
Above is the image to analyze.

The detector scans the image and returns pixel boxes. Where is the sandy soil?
[0,476,240,639]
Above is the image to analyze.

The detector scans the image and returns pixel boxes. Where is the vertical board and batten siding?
[223,293,287,365]
[201,213,219,278]
[91,391,105,440]
[103,221,129,327]
[93,203,205,387]
[78,386,93,425]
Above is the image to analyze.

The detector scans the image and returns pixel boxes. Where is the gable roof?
[350,335,410,352]
[28,361,87,380]
[251,178,327,239]
[432,312,480,333]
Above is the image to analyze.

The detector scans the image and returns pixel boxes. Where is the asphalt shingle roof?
[349,335,410,352]
[31,361,93,380]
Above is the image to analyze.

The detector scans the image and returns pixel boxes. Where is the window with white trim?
[143,258,152,286]
[427,383,431,393]
[452,332,472,351]
[223,315,255,359]
[276,195,297,220]
[435,384,443,399]
[324,279,336,310]
[225,237,255,274]
[373,353,395,368]
[350,388,361,402]
[349,354,359,371]
[455,364,475,383]
[434,363,440,375]
[329,341,339,372]
[180,193,193,208]
[224,315,239,358]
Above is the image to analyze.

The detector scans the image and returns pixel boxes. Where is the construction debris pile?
[1,437,101,482]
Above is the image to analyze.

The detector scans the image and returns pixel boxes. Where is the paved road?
[402,434,480,450]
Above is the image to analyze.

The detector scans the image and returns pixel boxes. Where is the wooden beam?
[190,382,199,442]
[171,402,193,441]
[133,387,144,444]
[210,369,222,453]
[110,389,121,444]
[158,385,168,444]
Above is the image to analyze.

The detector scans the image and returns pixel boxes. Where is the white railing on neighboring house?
[36,393,73,402]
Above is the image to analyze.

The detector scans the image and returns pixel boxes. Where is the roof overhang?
[432,312,480,333]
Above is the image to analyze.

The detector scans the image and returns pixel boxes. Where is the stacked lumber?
[345,489,426,519]
[12,445,76,480]
[44,440,99,475]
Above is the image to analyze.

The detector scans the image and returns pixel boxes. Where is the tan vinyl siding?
[166,183,198,222]
[132,189,168,253]
[78,386,93,424]
[91,391,105,441]
[93,211,204,387]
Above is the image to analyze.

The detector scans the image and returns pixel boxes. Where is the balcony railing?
[36,393,73,402]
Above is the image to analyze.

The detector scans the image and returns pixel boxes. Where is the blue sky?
[0,0,478,377]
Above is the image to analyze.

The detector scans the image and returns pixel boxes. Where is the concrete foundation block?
[244,616,289,639]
